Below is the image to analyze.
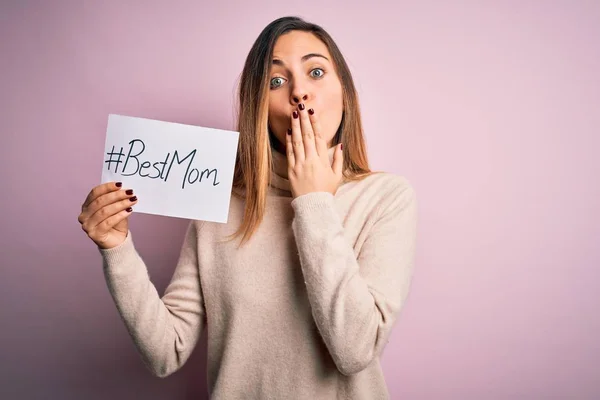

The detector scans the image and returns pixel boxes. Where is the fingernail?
[116,182,122,188]
[341,143,343,150]
[298,103,305,111]
[125,189,134,195]
[130,196,138,202]
[126,207,133,212]
[287,128,292,135]
[308,108,314,115]
[293,111,299,119]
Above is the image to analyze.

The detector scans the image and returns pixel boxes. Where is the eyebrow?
[272,53,330,66]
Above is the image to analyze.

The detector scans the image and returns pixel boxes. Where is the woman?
[78,16,418,399]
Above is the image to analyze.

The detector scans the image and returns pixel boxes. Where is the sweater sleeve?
[99,220,206,378]
[290,179,418,376]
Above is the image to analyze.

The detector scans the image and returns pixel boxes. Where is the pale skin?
[79,30,343,250]
[78,182,137,249]
[268,30,344,199]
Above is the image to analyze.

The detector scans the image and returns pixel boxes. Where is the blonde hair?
[227,16,374,246]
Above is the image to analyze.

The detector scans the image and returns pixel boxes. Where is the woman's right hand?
[78,182,139,250]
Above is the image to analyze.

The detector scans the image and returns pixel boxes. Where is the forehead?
[272,31,331,60]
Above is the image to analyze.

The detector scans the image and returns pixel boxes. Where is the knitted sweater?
[99,146,418,399]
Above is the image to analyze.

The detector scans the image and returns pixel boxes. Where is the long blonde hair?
[227,16,374,246]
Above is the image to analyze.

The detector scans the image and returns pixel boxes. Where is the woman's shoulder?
[343,170,415,198]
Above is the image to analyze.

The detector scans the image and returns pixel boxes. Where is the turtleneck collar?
[269,146,338,194]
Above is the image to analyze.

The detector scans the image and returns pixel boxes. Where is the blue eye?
[310,68,324,78]
[270,77,285,88]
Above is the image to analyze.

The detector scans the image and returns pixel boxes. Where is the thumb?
[332,143,343,177]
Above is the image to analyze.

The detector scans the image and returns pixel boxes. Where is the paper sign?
[101,114,239,223]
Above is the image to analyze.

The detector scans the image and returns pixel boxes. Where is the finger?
[80,187,135,221]
[84,196,138,234]
[83,181,122,209]
[80,189,134,228]
[308,108,327,160]
[332,143,344,177]
[298,104,317,159]
[94,207,134,236]
[291,109,305,163]
[285,127,295,169]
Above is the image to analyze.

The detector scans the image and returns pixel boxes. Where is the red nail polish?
[116,182,122,188]
[130,196,137,202]
[126,207,133,212]
[308,108,314,115]
[298,103,305,111]
[125,189,133,195]
[287,128,292,135]
[293,111,298,119]
[341,143,343,150]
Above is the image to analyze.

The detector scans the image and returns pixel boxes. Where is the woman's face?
[268,30,344,154]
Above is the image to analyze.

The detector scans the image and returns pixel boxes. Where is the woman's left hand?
[286,104,344,199]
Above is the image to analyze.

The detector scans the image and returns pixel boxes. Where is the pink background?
[1,1,599,399]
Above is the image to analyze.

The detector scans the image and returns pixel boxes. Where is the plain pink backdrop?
[1,1,598,399]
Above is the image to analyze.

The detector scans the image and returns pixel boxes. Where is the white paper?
[101,114,239,223]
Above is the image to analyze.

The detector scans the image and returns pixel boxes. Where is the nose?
[292,93,308,104]
[290,81,310,104]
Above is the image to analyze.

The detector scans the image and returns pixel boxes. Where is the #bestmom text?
[104,139,220,189]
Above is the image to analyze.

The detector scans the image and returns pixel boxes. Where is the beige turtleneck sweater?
[99,146,418,399]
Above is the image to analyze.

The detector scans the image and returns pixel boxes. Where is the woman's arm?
[99,220,206,378]
[291,177,418,376]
